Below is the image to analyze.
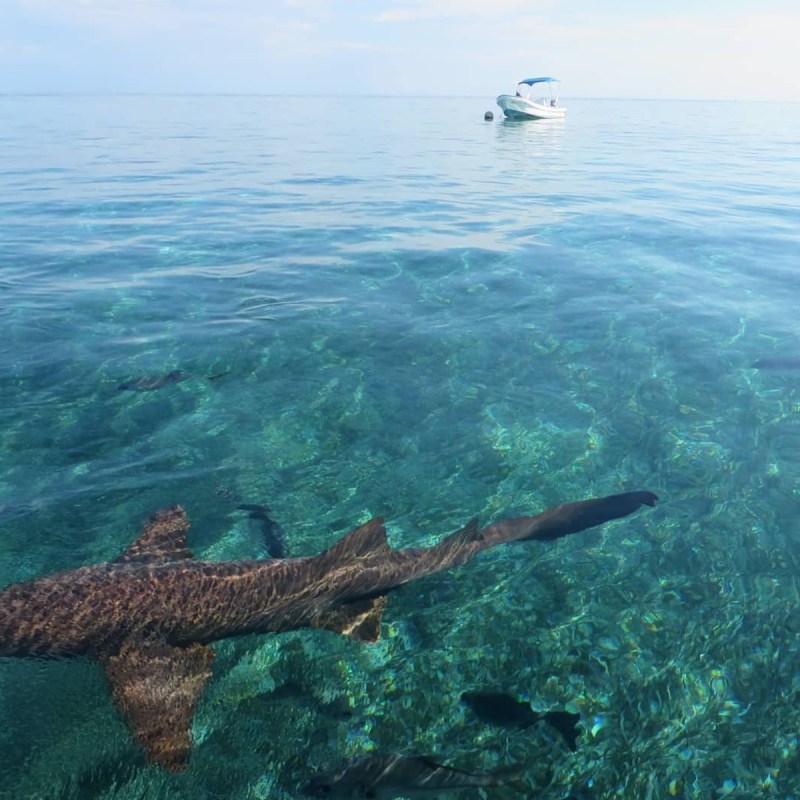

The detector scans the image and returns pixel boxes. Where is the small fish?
[262,681,354,720]
[206,369,231,381]
[539,710,581,752]
[751,357,800,370]
[302,753,523,799]
[238,503,287,559]
[461,691,581,751]
[117,370,190,391]
[116,369,230,392]
[216,487,244,504]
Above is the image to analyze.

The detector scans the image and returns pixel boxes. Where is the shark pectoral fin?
[114,505,195,565]
[311,595,387,643]
[104,640,215,771]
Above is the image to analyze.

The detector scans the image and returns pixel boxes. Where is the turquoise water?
[1,94,800,798]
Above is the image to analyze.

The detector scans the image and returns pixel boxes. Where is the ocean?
[0,94,799,799]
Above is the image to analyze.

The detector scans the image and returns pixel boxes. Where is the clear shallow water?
[1,94,800,798]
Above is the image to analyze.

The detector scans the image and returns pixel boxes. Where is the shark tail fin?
[520,490,658,542]
[475,490,658,548]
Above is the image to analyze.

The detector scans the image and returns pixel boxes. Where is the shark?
[0,490,657,771]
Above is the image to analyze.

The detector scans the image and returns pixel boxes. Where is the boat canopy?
[519,77,558,86]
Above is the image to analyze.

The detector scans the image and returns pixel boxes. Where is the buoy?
[484,111,494,121]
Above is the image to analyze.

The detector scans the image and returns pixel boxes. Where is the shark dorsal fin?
[115,505,194,565]
[318,517,390,566]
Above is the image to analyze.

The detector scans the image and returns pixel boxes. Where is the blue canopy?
[519,77,558,85]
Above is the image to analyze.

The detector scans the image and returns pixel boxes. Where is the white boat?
[496,77,566,120]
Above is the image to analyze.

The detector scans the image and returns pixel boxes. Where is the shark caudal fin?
[520,490,658,541]
[476,491,658,549]
[309,518,392,643]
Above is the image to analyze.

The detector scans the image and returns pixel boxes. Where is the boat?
[496,77,566,120]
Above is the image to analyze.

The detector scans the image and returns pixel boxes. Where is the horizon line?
[0,92,795,103]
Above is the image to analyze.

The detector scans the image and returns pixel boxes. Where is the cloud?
[264,20,396,58]
[4,0,798,98]
[529,10,800,99]
[12,0,287,38]
[282,0,334,8]
[375,0,539,23]
[13,0,181,35]
[263,19,314,49]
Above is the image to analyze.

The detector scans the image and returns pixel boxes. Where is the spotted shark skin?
[0,490,657,771]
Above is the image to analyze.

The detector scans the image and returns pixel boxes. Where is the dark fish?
[565,787,594,800]
[262,681,353,720]
[302,753,521,798]
[540,710,581,752]
[751,357,800,370]
[117,369,189,391]
[206,369,231,381]
[0,490,655,770]
[238,503,286,559]
[461,691,538,728]
[461,691,581,751]
[116,369,230,392]
[216,487,244,504]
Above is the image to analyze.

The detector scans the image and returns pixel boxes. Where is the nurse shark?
[0,490,657,770]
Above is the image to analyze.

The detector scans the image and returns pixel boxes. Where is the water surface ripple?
[1,94,799,799]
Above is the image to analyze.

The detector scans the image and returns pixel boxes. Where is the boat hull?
[496,94,566,120]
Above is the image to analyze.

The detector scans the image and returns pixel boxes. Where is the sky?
[1,0,799,100]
